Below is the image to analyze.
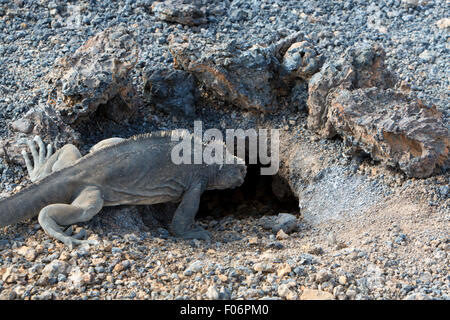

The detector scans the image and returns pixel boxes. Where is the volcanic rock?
[143,68,197,116]
[170,32,314,112]
[306,44,448,177]
[329,88,449,178]
[0,105,80,164]
[151,0,208,26]
[47,26,139,124]
[307,44,397,137]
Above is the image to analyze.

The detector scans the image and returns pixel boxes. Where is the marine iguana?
[0,132,246,248]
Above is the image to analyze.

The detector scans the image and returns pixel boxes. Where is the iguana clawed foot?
[172,224,211,242]
[181,229,211,242]
[21,136,53,182]
[59,224,100,250]
[41,221,100,251]
[58,233,99,250]
[43,222,98,250]
[64,225,88,240]
[65,238,100,250]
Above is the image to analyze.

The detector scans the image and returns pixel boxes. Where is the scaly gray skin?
[0,132,246,248]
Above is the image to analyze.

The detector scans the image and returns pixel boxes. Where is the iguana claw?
[64,238,99,250]
[22,135,53,182]
[180,228,211,242]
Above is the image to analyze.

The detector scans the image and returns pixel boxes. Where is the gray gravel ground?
[0,0,449,300]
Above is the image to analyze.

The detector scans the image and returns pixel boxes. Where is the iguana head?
[207,162,247,190]
[194,137,247,190]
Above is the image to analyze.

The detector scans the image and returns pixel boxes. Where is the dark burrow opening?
[197,165,299,220]
[197,162,299,220]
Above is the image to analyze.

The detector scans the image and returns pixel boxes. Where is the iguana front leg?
[170,180,211,241]
[38,186,104,249]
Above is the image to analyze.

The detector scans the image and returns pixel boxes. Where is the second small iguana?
[0,131,246,248]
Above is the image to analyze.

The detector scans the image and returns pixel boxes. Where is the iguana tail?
[0,172,75,227]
